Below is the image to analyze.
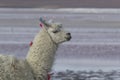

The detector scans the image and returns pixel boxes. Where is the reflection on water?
[52,69,120,80]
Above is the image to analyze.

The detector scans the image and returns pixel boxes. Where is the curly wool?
[26,27,58,80]
[0,55,34,80]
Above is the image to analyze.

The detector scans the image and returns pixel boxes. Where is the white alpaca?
[0,19,71,80]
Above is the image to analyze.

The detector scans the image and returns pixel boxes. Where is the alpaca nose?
[66,33,71,35]
[66,33,72,41]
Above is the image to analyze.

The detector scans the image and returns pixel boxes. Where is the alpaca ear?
[43,21,50,27]
[48,19,54,24]
[39,18,50,27]
[43,19,54,28]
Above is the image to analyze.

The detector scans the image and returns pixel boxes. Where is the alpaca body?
[0,55,34,80]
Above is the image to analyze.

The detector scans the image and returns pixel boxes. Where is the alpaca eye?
[53,30,58,33]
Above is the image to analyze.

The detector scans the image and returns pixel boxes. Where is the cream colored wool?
[0,20,71,80]
[0,55,34,80]
[27,28,58,80]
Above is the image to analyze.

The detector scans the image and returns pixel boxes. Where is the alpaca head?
[41,19,72,44]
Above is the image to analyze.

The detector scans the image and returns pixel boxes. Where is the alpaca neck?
[26,29,58,79]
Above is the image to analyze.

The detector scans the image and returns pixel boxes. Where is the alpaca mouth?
[66,36,72,41]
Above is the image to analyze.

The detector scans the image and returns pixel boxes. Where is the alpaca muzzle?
[66,33,72,41]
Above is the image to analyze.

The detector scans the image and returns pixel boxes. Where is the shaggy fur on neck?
[26,27,58,80]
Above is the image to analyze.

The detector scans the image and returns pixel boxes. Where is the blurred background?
[1,0,120,8]
[0,0,120,80]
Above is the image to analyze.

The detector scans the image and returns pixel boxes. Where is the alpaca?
[26,19,71,80]
[0,19,71,80]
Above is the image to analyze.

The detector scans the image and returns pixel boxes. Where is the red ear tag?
[40,23,43,28]
[29,41,33,47]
